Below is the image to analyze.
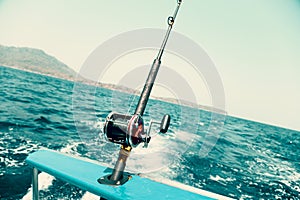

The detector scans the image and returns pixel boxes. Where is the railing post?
[32,167,39,200]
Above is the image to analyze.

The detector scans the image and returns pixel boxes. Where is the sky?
[1,0,300,131]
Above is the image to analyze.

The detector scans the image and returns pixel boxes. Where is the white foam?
[22,172,55,200]
[209,175,225,182]
[0,132,39,168]
[22,142,83,200]
[81,192,100,200]
[248,147,300,194]
[126,130,197,174]
[209,175,235,183]
[198,122,205,126]
[59,141,83,156]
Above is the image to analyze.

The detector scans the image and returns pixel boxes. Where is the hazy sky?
[1,0,300,131]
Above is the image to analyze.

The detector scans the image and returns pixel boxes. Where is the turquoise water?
[0,66,299,199]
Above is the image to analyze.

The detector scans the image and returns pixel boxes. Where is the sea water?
[0,66,299,199]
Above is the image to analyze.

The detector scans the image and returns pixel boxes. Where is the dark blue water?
[0,65,299,199]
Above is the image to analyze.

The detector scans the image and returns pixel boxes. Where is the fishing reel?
[103,112,171,148]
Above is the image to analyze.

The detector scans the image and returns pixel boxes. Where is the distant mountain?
[0,45,77,80]
[0,45,225,113]
[0,45,141,95]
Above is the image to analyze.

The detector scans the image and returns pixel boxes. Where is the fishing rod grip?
[134,59,161,116]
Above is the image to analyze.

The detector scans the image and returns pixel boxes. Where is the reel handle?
[143,114,171,148]
[160,114,171,133]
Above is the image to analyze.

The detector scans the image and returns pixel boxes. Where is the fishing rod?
[99,0,183,185]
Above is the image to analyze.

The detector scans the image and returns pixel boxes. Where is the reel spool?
[103,112,171,148]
